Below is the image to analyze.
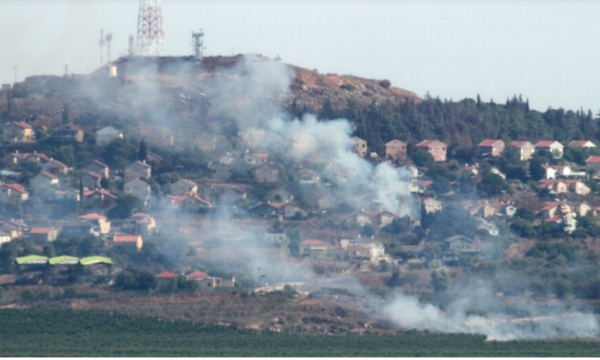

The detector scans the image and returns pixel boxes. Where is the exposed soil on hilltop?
[0,55,420,136]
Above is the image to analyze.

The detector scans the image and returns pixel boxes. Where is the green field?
[1,309,599,357]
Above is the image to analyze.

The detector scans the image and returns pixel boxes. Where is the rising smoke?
[80,53,598,341]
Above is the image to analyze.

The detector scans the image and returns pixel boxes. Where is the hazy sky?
[2,0,600,112]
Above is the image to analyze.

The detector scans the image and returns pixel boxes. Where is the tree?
[431,269,451,293]
[107,194,141,219]
[115,268,157,290]
[138,139,148,161]
[411,150,434,168]
[478,173,512,197]
[422,242,442,261]
[529,158,545,181]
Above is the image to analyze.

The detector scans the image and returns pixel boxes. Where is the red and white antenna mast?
[136,0,164,56]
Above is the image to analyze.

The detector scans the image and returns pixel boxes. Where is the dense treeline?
[1,309,600,356]
[303,95,600,151]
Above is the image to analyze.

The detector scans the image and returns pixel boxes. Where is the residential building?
[535,140,564,158]
[96,126,123,146]
[84,160,110,178]
[167,194,212,210]
[81,172,103,190]
[243,153,269,166]
[423,197,443,214]
[30,172,59,192]
[113,234,143,250]
[295,168,320,184]
[169,179,198,196]
[568,140,596,149]
[510,141,535,161]
[251,163,279,183]
[208,155,236,181]
[299,239,328,259]
[3,121,34,143]
[51,123,84,142]
[415,140,447,162]
[140,126,173,147]
[79,213,111,234]
[352,137,368,157]
[385,139,407,160]
[0,183,29,202]
[586,156,600,174]
[61,222,95,238]
[29,227,58,242]
[290,132,317,155]
[477,139,505,157]
[124,178,152,205]
[124,160,151,182]
[41,159,69,176]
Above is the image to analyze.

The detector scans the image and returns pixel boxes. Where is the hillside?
[0,55,420,147]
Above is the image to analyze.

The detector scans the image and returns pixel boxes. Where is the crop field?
[1,309,600,357]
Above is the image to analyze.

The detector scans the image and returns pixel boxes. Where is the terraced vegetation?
[1,309,600,357]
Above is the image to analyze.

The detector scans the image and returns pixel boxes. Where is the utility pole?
[64,65,69,77]
[13,67,17,84]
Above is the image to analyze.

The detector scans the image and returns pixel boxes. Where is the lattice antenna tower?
[136,0,164,56]
[99,29,106,64]
[106,33,113,62]
[191,29,204,60]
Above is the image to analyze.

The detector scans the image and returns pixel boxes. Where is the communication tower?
[99,30,106,64]
[106,33,113,62]
[191,29,204,60]
[136,0,164,56]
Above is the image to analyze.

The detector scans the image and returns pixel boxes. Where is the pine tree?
[138,139,148,161]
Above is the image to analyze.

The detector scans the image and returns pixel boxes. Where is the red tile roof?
[586,156,600,164]
[3,183,28,194]
[30,227,52,234]
[79,213,107,220]
[478,139,502,147]
[416,140,446,148]
[86,171,103,179]
[12,121,32,129]
[40,171,58,180]
[511,141,531,147]
[113,234,141,243]
[155,271,178,279]
[187,270,210,279]
[47,159,68,168]
[90,159,109,168]
[250,153,269,159]
[569,140,594,147]
[535,140,560,148]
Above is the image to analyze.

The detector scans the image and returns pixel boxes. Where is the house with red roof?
[477,139,505,157]
[29,227,58,242]
[295,168,320,184]
[79,213,111,234]
[251,163,279,183]
[81,172,103,190]
[120,213,156,235]
[586,156,600,174]
[0,183,29,202]
[41,159,70,176]
[415,140,447,162]
[535,141,564,158]
[155,271,178,283]
[52,123,84,142]
[30,171,60,192]
[3,121,34,143]
[385,139,407,160]
[124,178,152,206]
[167,194,212,210]
[299,239,329,258]
[169,179,198,196]
[568,140,596,149]
[84,160,110,178]
[113,234,143,250]
[510,141,535,161]
[249,202,307,219]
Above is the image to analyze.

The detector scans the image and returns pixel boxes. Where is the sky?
[1,0,600,112]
